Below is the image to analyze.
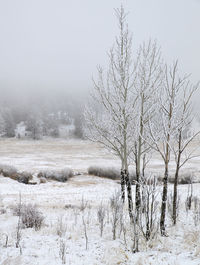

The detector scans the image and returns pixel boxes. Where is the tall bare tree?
[84,5,137,221]
[147,61,185,235]
[132,40,163,218]
[172,81,199,225]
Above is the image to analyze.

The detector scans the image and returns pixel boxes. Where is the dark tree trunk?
[135,96,144,215]
[121,169,125,203]
[160,163,168,236]
[172,165,179,225]
[124,169,134,223]
[145,191,150,241]
[172,132,181,225]
[135,168,141,222]
[134,144,141,222]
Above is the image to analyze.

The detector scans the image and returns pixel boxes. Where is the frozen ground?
[0,138,199,176]
[0,138,119,173]
[0,138,200,265]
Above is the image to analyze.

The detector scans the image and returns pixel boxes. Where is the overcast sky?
[0,0,199,100]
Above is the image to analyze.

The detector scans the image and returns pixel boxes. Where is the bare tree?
[171,82,199,225]
[147,61,185,235]
[2,107,15,137]
[84,5,137,221]
[26,108,44,140]
[132,40,163,220]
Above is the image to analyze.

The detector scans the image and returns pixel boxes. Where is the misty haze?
[0,1,200,265]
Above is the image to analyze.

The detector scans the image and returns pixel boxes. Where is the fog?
[0,0,200,107]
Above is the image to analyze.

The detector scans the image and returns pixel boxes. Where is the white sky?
[0,0,199,98]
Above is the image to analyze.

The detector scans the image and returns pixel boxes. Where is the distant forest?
[0,89,86,139]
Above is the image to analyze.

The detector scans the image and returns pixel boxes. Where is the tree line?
[0,99,84,139]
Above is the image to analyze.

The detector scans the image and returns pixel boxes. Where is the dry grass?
[183,229,200,248]
[194,245,200,257]
[0,138,200,179]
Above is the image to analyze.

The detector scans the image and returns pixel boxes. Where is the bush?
[39,177,47,184]
[38,168,73,182]
[88,166,120,180]
[0,164,17,178]
[12,203,44,230]
[88,166,136,182]
[17,172,33,184]
[0,208,6,214]
[12,203,25,216]
[178,174,193,184]
[64,204,79,210]
[0,164,33,184]
[22,204,44,230]
[56,216,67,237]
[157,173,196,185]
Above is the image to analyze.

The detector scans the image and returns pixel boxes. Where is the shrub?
[21,204,44,230]
[56,216,67,237]
[0,164,18,178]
[59,239,66,264]
[109,191,123,240]
[17,172,33,184]
[88,165,136,182]
[37,168,73,182]
[39,177,47,184]
[139,175,159,242]
[157,173,197,185]
[193,197,200,226]
[64,204,79,210]
[0,164,33,184]
[97,203,106,237]
[12,203,44,230]
[88,166,120,180]
[12,203,27,216]
[178,174,193,184]
[0,208,6,214]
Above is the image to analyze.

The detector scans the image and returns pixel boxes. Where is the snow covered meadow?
[0,138,199,265]
[1,0,200,263]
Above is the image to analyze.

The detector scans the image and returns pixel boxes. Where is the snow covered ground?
[0,138,199,176]
[0,138,118,173]
[0,138,200,265]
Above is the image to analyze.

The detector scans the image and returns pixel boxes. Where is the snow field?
[0,139,199,264]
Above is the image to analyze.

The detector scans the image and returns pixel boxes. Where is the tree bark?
[172,168,179,225]
[121,169,125,203]
[135,96,144,214]
[160,162,168,236]
[172,131,182,225]
[135,166,141,222]
[173,151,181,225]
[124,169,134,223]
